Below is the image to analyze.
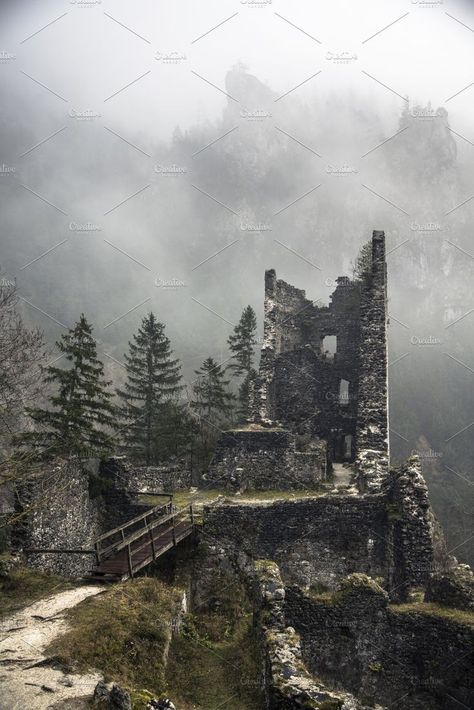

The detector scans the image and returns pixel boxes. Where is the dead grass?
[141,488,325,512]
[0,564,74,618]
[389,601,474,628]
[47,571,263,709]
[48,578,182,702]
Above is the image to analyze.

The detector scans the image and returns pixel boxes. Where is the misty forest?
[0,2,473,710]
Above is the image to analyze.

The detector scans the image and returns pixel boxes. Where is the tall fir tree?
[16,314,116,458]
[191,357,235,469]
[191,357,235,423]
[227,305,258,420]
[117,313,183,465]
[227,306,257,377]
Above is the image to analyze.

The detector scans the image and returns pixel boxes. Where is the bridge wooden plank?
[87,507,194,581]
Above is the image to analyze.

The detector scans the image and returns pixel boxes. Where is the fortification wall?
[13,457,153,577]
[252,560,368,709]
[101,457,191,494]
[355,231,389,492]
[286,575,474,710]
[204,496,388,590]
[382,456,439,599]
[203,457,446,600]
[14,459,101,577]
[205,429,326,492]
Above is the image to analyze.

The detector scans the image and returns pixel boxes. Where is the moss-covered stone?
[390,601,474,628]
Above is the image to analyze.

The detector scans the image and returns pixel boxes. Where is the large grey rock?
[425,564,474,611]
[92,682,132,710]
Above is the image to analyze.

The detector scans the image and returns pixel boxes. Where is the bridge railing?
[122,504,195,578]
[93,494,173,563]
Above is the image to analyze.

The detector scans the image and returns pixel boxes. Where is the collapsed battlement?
[208,231,389,493]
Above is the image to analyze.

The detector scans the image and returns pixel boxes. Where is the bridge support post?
[127,543,133,578]
[149,525,156,560]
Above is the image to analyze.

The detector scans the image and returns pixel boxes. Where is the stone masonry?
[209,231,389,492]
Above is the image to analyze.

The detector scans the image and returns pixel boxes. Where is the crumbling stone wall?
[286,574,474,710]
[13,459,101,577]
[252,560,370,709]
[204,497,389,590]
[204,428,326,491]
[256,272,362,457]
[13,458,152,577]
[213,231,389,491]
[101,456,191,494]
[383,457,438,600]
[203,463,450,600]
[254,269,314,424]
[425,564,474,611]
[355,231,389,492]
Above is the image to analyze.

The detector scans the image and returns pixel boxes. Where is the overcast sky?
[1,0,474,139]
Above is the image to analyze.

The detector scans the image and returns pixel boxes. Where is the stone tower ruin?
[207,230,389,493]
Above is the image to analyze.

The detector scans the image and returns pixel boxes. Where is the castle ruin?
[207,230,389,493]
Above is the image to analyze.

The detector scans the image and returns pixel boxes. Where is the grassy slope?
[47,574,263,709]
[166,591,263,709]
[48,578,182,704]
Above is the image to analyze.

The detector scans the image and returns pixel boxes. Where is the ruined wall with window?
[211,230,389,492]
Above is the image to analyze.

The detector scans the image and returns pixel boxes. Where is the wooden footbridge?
[86,497,196,583]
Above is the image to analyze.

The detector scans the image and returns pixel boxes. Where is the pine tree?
[227,306,258,420]
[155,400,197,462]
[117,313,183,465]
[227,306,257,377]
[16,314,116,458]
[191,357,235,469]
[191,358,235,424]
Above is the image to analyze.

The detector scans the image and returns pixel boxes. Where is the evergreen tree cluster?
[16,305,259,469]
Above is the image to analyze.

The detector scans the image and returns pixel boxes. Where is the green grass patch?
[226,489,325,503]
[141,488,326,512]
[390,601,474,628]
[166,611,263,709]
[0,564,74,618]
[166,566,263,709]
[48,577,183,702]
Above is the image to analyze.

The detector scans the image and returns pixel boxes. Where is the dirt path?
[0,585,105,710]
[332,463,356,491]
